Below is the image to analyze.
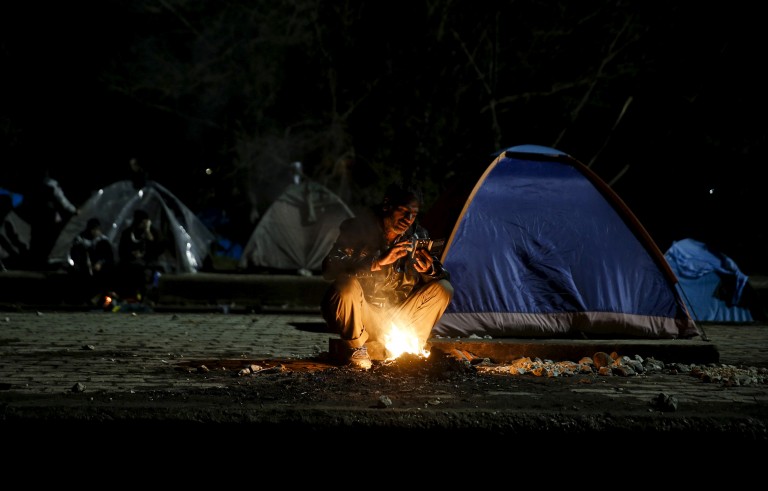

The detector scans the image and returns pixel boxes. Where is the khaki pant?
[321,277,454,352]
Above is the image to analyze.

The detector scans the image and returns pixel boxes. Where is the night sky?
[2,2,766,273]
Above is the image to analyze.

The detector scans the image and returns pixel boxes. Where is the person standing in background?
[24,168,80,270]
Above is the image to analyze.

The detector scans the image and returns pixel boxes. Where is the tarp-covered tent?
[433,144,700,339]
[665,238,762,322]
[49,180,215,274]
[238,180,355,275]
[0,190,30,270]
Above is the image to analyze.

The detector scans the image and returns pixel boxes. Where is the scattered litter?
[652,392,678,412]
[377,395,393,408]
[238,363,284,376]
[255,364,285,374]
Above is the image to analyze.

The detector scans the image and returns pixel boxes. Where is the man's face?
[385,200,419,236]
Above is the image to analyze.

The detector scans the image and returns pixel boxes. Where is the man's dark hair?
[86,218,101,231]
[133,209,149,222]
[382,182,423,209]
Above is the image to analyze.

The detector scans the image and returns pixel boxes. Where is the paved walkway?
[1,310,766,397]
[2,271,766,471]
[0,311,332,394]
[2,310,767,472]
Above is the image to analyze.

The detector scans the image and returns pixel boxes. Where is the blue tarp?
[665,238,754,322]
[433,145,699,339]
[0,187,24,208]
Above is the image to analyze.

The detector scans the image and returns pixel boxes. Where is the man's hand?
[384,241,414,264]
[371,241,411,271]
[412,249,434,273]
[142,220,155,240]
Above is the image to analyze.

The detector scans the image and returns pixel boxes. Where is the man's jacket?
[322,208,449,307]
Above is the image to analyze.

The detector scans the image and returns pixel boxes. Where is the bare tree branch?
[553,14,635,148]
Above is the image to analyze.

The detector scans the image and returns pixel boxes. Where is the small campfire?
[382,323,430,361]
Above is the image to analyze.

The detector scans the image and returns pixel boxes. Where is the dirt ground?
[154,348,768,440]
[4,346,768,471]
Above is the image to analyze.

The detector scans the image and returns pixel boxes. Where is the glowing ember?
[383,324,430,360]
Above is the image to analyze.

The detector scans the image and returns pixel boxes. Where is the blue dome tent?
[433,145,701,339]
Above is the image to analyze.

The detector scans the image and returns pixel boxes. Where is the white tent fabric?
[49,180,215,274]
[0,210,30,267]
[239,181,355,274]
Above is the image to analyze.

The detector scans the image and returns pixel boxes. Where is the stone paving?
[1,310,767,408]
[1,308,768,473]
[2,273,766,471]
[0,311,331,394]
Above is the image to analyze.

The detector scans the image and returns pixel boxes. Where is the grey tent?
[238,180,355,275]
[49,180,215,274]
[0,209,31,270]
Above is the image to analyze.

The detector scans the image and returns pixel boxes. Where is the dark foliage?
[1,1,765,272]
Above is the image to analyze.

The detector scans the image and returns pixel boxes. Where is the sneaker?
[347,346,372,370]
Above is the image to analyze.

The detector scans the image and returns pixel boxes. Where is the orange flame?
[383,323,430,360]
